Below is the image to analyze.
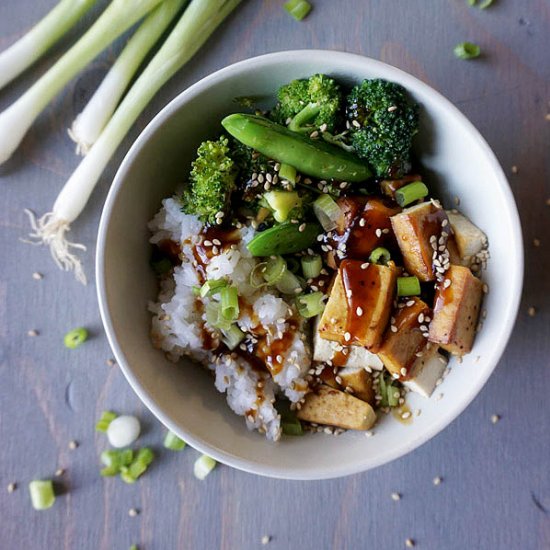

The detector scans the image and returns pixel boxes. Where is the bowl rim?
[96,49,524,480]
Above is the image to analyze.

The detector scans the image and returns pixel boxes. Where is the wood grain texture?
[0,1,549,549]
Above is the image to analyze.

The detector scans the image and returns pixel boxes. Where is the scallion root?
[24,209,87,285]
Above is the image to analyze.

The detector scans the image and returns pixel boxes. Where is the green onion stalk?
[24,0,243,284]
[0,0,165,166]
[69,0,186,155]
[0,0,97,91]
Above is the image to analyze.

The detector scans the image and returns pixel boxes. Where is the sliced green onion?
[250,262,268,288]
[313,194,341,231]
[163,431,186,451]
[454,42,481,60]
[397,276,421,297]
[264,256,287,285]
[120,448,154,484]
[286,257,301,274]
[369,247,391,265]
[301,254,322,278]
[279,409,303,435]
[278,163,297,184]
[296,291,325,318]
[193,454,217,480]
[100,466,119,477]
[205,302,232,331]
[100,449,134,469]
[283,0,312,21]
[150,257,172,276]
[220,286,239,321]
[263,190,302,222]
[95,410,117,433]
[29,480,55,511]
[276,270,303,295]
[379,372,388,407]
[200,278,227,298]
[221,324,245,350]
[387,384,399,407]
[64,327,88,349]
[395,181,429,207]
[192,285,201,296]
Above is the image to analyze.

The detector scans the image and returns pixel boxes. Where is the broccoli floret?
[182,137,237,224]
[346,79,419,178]
[271,74,342,133]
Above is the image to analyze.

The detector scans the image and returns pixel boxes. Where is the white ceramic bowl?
[97,50,523,480]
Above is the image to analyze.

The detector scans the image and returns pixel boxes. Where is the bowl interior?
[97,51,522,480]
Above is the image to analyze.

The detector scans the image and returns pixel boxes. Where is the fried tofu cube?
[318,260,397,350]
[446,210,487,266]
[313,319,384,370]
[428,265,483,355]
[391,201,450,281]
[297,385,376,431]
[338,367,376,405]
[403,345,448,398]
[377,298,431,379]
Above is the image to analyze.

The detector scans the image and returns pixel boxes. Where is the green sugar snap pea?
[222,114,371,182]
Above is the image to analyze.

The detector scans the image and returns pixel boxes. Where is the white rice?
[148,196,312,440]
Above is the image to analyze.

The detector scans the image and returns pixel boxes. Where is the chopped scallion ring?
[276,269,303,295]
[95,410,117,433]
[395,181,428,207]
[220,286,239,321]
[163,431,186,451]
[296,291,325,318]
[29,480,56,510]
[313,194,341,231]
[278,163,297,184]
[454,42,481,60]
[369,247,391,265]
[283,0,312,21]
[194,454,217,480]
[301,254,322,278]
[221,324,245,350]
[263,256,287,285]
[397,276,421,297]
[64,327,88,349]
[205,301,232,331]
[200,278,227,298]
[250,262,268,289]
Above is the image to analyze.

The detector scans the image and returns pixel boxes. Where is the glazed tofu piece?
[403,345,448,398]
[323,196,401,268]
[297,385,376,430]
[338,367,376,405]
[446,210,487,266]
[313,320,384,370]
[318,260,397,350]
[377,298,432,379]
[391,201,450,281]
[428,265,483,355]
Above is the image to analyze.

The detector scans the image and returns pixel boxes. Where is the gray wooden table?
[1,1,549,549]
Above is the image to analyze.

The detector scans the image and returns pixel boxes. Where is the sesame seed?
[352,119,361,128]
[32,272,43,280]
[375,228,382,238]
[365,430,374,437]
[27,329,38,337]
[356,307,363,316]
[533,238,540,247]
[7,483,16,493]
[261,535,271,545]
[391,325,398,333]
[491,414,500,424]
[68,440,78,450]
[400,367,407,376]
[546,114,550,122]
[128,508,139,517]
[482,284,489,294]
[433,476,442,486]
[359,218,366,227]
[361,262,369,269]
[310,131,319,139]
[401,411,411,419]
[528,306,536,317]
[55,468,65,477]
[298,223,306,232]
[203,240,212,247]
[391,492,401,501]
[266,173,273,183]
[319,123,328,133]
[106,358,116,367]
[511,165,518,174]
[344,332,351,342]
[212,239,221,246]
[406,300,415,307]
[405,539,415,548]
[417,313,424,323]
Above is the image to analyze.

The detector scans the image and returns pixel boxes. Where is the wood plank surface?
[0,1,549,549]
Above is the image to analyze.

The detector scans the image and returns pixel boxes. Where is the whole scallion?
[69,0,186,155]
[24,0,243,284]
[0,0,96,91]
[0,0,165,167]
